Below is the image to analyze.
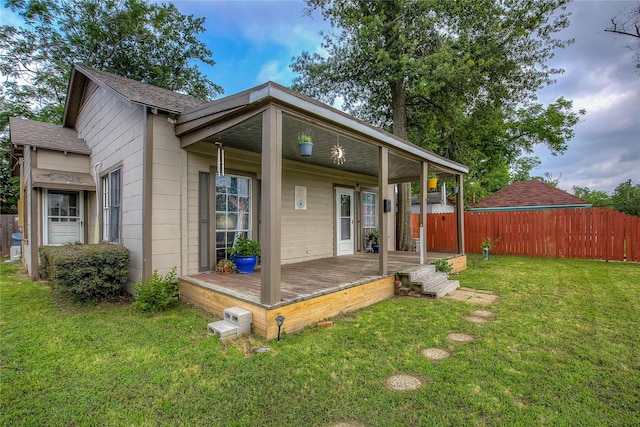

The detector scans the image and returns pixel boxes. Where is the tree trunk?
[391,79,413,251]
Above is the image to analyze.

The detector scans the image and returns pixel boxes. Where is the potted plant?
[480,237,499,261]
[368,228,379,253]
[216,259,236,274]
[298,130,313,156]
[427,173,438,190]
[229,236,261,274]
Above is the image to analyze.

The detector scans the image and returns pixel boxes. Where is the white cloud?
[256,60,288,84]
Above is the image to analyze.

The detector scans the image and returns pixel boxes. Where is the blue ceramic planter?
[234,255,257,274]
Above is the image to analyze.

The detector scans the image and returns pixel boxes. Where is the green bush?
[133,267,179,314]
[433,258,452,274]
[39,244,130,303]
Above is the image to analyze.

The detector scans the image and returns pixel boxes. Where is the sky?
[2,0,638,194]
[168,0,639,195]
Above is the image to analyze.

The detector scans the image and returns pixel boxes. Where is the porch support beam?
[378,146,389,275]
[260,105,282,305]
[456,174,465,254]
[419,162,429,263]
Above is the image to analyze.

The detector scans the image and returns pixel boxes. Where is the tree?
[510,156,542,182]
[1,0,222,214]
[605,1,640,69]
[572,186,612,208]
[292,0,583,249]
[0,0,222,124]
[612,179,640,217]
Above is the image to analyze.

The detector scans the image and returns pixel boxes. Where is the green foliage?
[39,244,130,302]
[612,179,640,217]
[367,228,379,245]
[132,267,178,314]
[573,185,613,208]
[432,258,452,274]
[480,236,500,250]
[229,236,261,256]
[1,0,222,125]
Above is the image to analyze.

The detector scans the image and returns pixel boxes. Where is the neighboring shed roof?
[64,65,208,126]
[9,117,90,154]
[471,180,592,211]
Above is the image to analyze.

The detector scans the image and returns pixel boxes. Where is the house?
[10,65,468,338]
[470,180,592,212]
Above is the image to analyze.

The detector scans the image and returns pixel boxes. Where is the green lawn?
[1,256,639,426]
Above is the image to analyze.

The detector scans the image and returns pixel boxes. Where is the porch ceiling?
[195,113,452,182]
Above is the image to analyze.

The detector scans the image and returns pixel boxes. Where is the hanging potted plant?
[298,129,313,156]
[428,173,438,190]
[229,236,261,274]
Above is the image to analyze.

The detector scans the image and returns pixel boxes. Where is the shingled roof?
[64,65,208,127]
[9,117,90,154]
[471,180,592,211]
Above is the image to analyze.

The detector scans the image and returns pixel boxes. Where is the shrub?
[39,244,130,303]
[433,258,452,274]
[133,267,179,314]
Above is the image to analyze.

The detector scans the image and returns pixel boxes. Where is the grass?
[1,256,639,426]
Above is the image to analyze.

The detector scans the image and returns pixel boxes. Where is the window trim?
[101,167,122,243]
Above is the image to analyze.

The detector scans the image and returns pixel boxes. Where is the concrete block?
[207,321,237,340]
[224,307,252,327]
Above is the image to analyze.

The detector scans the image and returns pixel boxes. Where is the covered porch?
[179,252,467,339]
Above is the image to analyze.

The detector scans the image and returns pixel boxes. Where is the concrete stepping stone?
[464,315,489,324]
[447,332,476,343]
[385,374,423,391]
[472,309,494,318]
[421,347,451,360]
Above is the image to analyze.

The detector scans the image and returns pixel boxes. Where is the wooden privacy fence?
[0,215,20,258]
[412,207,640,262]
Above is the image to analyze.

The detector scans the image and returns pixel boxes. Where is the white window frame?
[102,168,121,243]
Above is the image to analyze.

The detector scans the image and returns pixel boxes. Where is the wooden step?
[422,279,460,298]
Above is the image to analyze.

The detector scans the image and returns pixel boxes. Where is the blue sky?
[3,0,638,194]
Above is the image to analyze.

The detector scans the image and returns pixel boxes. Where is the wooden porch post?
[456,174,465,254]
[420,162,429,263]
[378,146,389,275]
[260,106,282,305]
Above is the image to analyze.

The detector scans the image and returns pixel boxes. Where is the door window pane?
[214,175,252,264]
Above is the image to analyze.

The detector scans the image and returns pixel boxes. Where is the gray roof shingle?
[75,65,207,114]
[9,117,90,154]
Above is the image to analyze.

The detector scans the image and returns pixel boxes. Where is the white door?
[45,190,83,245]
[336,187,354,256]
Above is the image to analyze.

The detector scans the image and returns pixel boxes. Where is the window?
[362,191,377,249]
[214,175,251,264]
[102,168,121,243]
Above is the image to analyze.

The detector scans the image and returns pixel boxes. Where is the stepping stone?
[472,309,494,318]
[447,333,475,343]
[421,347,451,360]
[385,374,423,391]
[464,316,489,324]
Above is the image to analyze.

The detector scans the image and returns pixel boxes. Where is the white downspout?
[93,162,103,243]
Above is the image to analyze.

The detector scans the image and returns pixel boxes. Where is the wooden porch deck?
[181,251,457,307]
[179,251,465,339]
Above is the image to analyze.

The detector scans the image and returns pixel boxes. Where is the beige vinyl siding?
[75,81,145,284]
[183,143,378,274]
[37,151,91,173]
[150,114,183,276]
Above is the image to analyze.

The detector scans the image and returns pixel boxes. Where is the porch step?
[207,306,252,340]
[398,264,460,298]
